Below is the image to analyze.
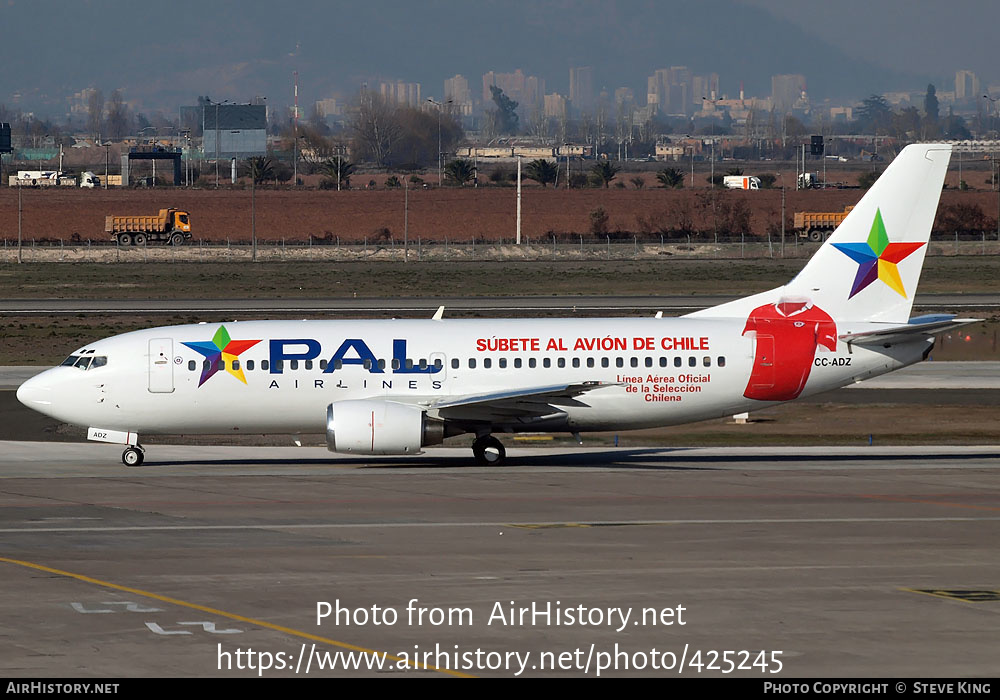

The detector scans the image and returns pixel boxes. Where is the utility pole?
[403,177,409,261]
[17,182,23,264]
[516,156,522,244]
[251,165,257,263]
[427,98,452,186]
[293,71,299,187]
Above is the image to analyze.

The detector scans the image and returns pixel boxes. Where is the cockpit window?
[63,354,107,370]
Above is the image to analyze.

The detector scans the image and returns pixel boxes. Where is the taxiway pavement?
[1,441,998,677]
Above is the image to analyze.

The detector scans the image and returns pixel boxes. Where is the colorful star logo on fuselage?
[832,208,925,299]
[182,325,261,387]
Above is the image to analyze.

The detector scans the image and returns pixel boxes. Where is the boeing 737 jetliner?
[18,143,973,466]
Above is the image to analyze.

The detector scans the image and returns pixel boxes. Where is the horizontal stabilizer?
[839,315,980,346]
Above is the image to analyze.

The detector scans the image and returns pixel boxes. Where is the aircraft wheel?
[117,233,133,246]
[472,435,506,466]
[122,446,144,467]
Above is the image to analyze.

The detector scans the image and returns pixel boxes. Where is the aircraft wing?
[425,381,616,420]
[840,315,980,346]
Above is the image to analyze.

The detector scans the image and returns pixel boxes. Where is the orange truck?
[793,205,854,242]
[106,208,192,246]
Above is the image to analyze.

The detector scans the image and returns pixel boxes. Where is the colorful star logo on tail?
[832,208,925,299]
[182,325,261,387]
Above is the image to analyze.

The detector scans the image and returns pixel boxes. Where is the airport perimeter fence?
[2,232,1000,263]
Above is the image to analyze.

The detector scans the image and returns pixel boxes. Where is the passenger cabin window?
[660,357,668,367]
[289,360,298,370]
[188,360,197,371]
[246,360,255,371]
[717,356,726,367]
[703,356,711,367]
[557,358,566,368]
[630,357,639,368]
[320,360,328,370]
[305,360,313,370]
[483,358,492,369]
[261,360,270,371]
[232,359,241,371]
[616,358,624,368]
[528,358,536,368]
[514,358,522,369]
[688,357,696,367]
[601,358,609,368]
[543,358,551,368]
[499,358,507,369]
[468,358,477,369]
[645,357,653,368]
[674,357,682,368]
[451,358,459,369]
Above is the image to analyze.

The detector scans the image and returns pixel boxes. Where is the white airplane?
[17,143,974,467]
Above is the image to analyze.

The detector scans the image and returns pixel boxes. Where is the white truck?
[723,175,760,190]
[80,171,100,188]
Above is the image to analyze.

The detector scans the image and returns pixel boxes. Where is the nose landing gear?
[472,435,506,466]
[122,445,145,467]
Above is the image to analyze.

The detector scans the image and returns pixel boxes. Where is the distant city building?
[772,74,806,113]
[646,67,714,116]
[379,81,421,107]
[544,93,568,119]
[955,70,980,102]
[202,104,267,158]
[614,87,634,106]
[482,69,545,110]
[444,74,473,114]
[569,66,594,113]
[315,98,341,121]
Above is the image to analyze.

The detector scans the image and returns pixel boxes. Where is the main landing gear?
[122,445,145,467]
[472,435,506,466]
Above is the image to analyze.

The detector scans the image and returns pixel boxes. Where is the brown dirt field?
[3,179,999,244]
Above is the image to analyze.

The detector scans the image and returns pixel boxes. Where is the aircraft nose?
[16,372,53,410]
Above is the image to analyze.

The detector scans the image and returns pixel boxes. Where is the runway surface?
[1,292,999,314]
[1,441,998,677]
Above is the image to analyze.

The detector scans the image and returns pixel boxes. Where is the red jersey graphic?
[742,298,837,401]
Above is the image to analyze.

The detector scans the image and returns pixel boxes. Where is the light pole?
[403,177,409,262]
[17,180,22,264]
[427,98,452,186]
[989,96,1000,239]
[251,161,257,263]
[778,171,786,258]
[103,141,110,189]
[205,99,229,188]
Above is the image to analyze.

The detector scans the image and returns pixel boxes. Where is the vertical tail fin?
[689,143,952,323]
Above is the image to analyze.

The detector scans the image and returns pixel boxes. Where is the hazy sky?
[740,0,1000,85]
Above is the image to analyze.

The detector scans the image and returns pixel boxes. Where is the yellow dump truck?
[106,208,192,246]
[793,205,854,242]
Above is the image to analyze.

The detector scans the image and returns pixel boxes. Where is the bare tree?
[87,89,104,140]
[106,89,130,140]
[349,93,401,168]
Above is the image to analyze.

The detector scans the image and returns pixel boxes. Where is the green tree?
[590,161,621,188]
[857,94,893,134]
[524,159,559,187]
[320,156,354,189]
[444,159,475,185]
[243,156,274,185]
[656,168,684,188]
[489,85,519,135]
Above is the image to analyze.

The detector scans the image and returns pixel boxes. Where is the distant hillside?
[0,0,913,115]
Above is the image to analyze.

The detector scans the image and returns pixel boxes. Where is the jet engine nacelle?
[326,399,444,455]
